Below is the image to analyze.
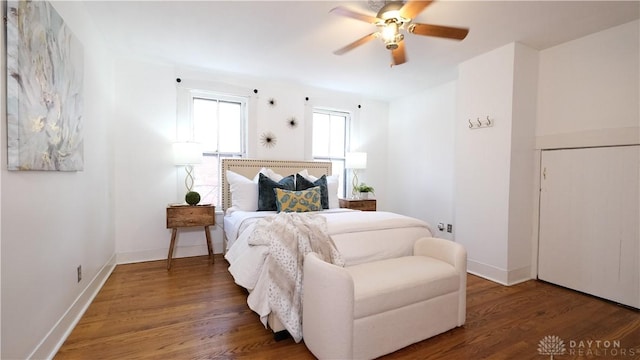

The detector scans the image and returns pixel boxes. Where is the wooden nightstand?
[166,205,215,269]
[339,198,376,211]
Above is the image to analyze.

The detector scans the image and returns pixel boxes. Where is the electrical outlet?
[447,224,453,233]
[77,265,82,283]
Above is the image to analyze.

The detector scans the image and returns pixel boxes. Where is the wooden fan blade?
[330,6,379,24]
[409,23,469,40]
[399,0,434,19]
[334,33,378,55]
[391,41,407,66]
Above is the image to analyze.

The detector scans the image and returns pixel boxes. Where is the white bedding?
[224,209,433,298]
[223,208,353,248]
[220,160,436,334]
[224,209,433,334]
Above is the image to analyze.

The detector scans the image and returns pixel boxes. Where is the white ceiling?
[83,1,639,101]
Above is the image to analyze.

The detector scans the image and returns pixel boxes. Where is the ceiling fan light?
[384,33,404,50]
[330,0,468,65]
[381,22,399,42]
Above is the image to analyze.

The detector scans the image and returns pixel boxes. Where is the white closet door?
[538,145,639,308]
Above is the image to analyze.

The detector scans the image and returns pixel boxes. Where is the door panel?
[538,146,639,308]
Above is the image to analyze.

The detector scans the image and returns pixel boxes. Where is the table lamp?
[173,141,202,203]
[345,152,367,199]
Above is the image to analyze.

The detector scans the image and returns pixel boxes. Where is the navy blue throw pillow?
[258,173,295,211]
[296,174,329,209]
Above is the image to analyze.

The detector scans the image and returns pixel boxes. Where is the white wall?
[455,42,538,285]
[0,2,115,358]
[453,21,639,285]
[350,99,390,209]
[537,20,639,148]
[113,61,389,263]
[455,44,516,282]
[112,59,179,263]
[508,44,538,279]
[387,81,456,239]
[531,19,639,275]
[385,21,638,286]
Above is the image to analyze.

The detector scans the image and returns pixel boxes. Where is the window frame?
[180,88,249,207]
[311,108,351,197]
[189,90,248,157]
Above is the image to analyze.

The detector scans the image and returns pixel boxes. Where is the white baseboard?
[507,265,532,285]
[27,243,222,359]
[467,259,531,286]
[28,253,117,360]
[116,244,212,264]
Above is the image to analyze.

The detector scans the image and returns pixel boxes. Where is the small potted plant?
[356,183,375,199]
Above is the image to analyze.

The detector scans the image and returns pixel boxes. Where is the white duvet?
[224,209,433,330]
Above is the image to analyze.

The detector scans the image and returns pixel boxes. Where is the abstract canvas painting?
[6,0,84,171]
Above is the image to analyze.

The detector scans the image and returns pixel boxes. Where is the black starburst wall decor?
[287,117,298,128]
[268,98,276,107]
[260,132,277,148]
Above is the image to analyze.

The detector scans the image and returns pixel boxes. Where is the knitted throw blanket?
[248,212,344,342]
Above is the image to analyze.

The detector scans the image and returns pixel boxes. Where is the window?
[312,109,350,197]
[190,91,247,206]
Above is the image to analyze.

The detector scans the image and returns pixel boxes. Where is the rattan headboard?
[221,159,332,212]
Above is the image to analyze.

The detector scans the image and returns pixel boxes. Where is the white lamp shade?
[345,152,367,169]
[173,142,202,165]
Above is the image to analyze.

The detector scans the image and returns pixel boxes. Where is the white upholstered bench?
[303,237,467,359]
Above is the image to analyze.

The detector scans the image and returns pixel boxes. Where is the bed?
[220,159,433,339]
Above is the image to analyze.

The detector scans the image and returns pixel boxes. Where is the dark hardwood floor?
[55,255,640,359]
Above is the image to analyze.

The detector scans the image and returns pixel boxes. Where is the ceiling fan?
[330,0,469,66]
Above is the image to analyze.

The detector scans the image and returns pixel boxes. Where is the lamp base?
[184,165,195,192]
[351,169,359,199]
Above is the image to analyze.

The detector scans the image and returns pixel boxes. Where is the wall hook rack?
[469,116,494,129]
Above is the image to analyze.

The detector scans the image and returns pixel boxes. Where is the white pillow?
[298,169,340,209]
[254,167,284,182]
[226,170,258,212]
[226,168,285,213]
[325,175,339,209]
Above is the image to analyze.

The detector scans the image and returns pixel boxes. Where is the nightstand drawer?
[166,205,215,228]
[339,199,376,211]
